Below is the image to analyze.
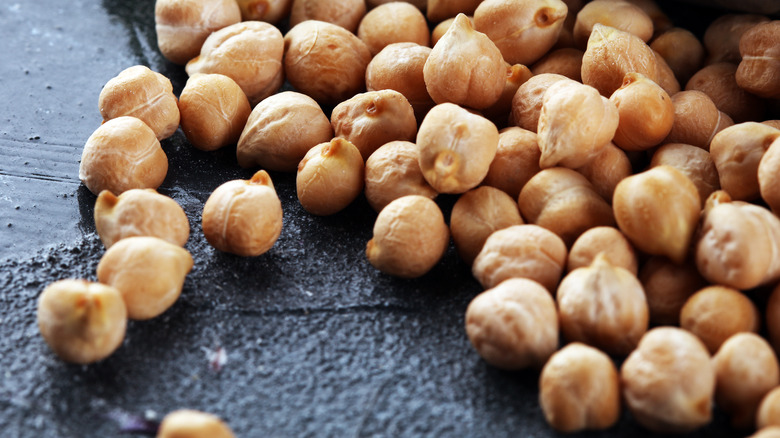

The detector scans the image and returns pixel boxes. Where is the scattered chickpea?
[686,62,766,123]
[567,226,637,274]
[157,410,235,438]
[704,13,770,65]
[609,72,674,151]
[481,127,541,200]
[574,141,632,203]
[289,0,366,33]
[663,90,733,150]
[234,0,292,24]
[758,387,780,429]
[737,21,780,99]
[639,256,707,326]
[296,138,365,216]
[680,286,760,354]
[573,0,653,48]
[364,141,436,213]
[650,27,704,85]
[509,73,572,132]
[365,43,434,121]
[710,122,780,201]
[530,48,584,82]
[357,2,429,56]
[650,142,720,206]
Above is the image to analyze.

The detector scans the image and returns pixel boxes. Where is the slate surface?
[0,1,764,437]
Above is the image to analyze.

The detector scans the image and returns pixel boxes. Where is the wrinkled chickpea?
[465,278,558,370]
[650,142,720,206]
[426,0,481,22]
[686,62,766,123]
[364,141,437,212]
[664,90,733,150]
[573,0,653,48]
[481,127,541,199]
[610,72,674,151]
[567,226,637,274]
[297,138,365,216]
[574,141,632,203]
[201,170,283,257]
[680,286,760,354]
[37,279,127,364]
[737,21,780,99]
[357,2,429,56]
[704,13,770,65]
[509,73,572,132]
[235,0,292,24]
[97,236,194,320]
[710,122,780,201]
[531,48,584,82]
[639,256,706,326]
[365,43,434,121]
[758,386,780,429]
[289,0,366,33]
[650,27,704,85]
[157,410,235,438]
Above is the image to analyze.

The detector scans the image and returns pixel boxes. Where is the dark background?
[0,1,772,436]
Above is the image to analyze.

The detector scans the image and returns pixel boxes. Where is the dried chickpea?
[761,137,780,214]
[481,63,533,128]
[710,122,780,201]
[297,138,365,216]
[639,256,706,326]
[366,195,449,278]
[574,141,632,203]
[713,333,780,429]
[450,186,524,265]
[621,327,715,433]
[752,426,780,438]
[625,0,671,35]
[423,14,505,110]
[567,226,637,274]
[357,2,429,56]
[704,14,770,65]
[157,410,235,438]
[680,286,759,354]
[97,236,194,320]
[284,20,372,106]
[178,73,251,151]
[94,189,189,249]
[416,103,498,194]
[79,117,168,196]
[426,0,481,22]
[431,17,457,47]
[481,127,541,199]
[98,65,180,141]
[154,0,241,65]
[768,283,780,352]
[552,0,578,49]
[235,0,292,23]
[759,387,780,430]
[509,73,572,133]
[185,21,284,106]
[664,90,732,150]
[539,342,620,432]
[472,224,567,291]
[202,170,283,257]
[609,72,674,151]
[364,141,436,212]
[765,120,780,130]
[650,27,704,85]
[37,279,127,364]
[573,0,653,48]
[650,143,719,206]
[465,278,558,370]
[687,62,766,123]
[531,48,584,82]
[236,91,332,172]
[331,90,417,161]
[365,43,434,121]
[737,21,780,99]
[289,0,366,33]
[370,0,425,8]
[651,50,681,96]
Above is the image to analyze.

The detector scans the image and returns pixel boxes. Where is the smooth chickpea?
[567,226,637,274]
[426,0,481,22]
[610,72,674,151]
[737,21,780,99]
[481,127,541,199]
[704,14,770,65]
[759,387,780,430]
[364,141,437,212]
[366,195,449,278]
[650,143,720,206]
[680,286,760,354]
[687,62,766,123]
[201,170,283,257]
[94,189,189,249]
[573,0,653,48]
[365,43,434,121]
[357,2,429,56]
[531,48,584,82]
[297,138,365,216]
[650,27,704,85]
[37,279,127,364]
[97,236,193,320]
[639,256,706,326]
[289,0,366,33]
[235,0,292,23]
[79,117,168,196]
[509,73,572,132]
[465,278,558,370]
[761,137,780,215]
[664,90,733,150]
[574,142,632,203]
[157,410,235,438]
[710,122,780,201]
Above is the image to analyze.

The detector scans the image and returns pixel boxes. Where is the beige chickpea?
[639,256,706,326]
[284,20,372,106]
[680,286,759,354]
[297,138,365,216]
[704,14,770,65]
[481,127,541,199]
[687,62,766,123]
[424,14,505,110]
[664,90,733,150]
[625,0,672,35]
[185,21,284,106]
[531,48,584,82]
[235,0,292,24]
[202,170,283,257]
[650,27,704,85]
[613,165,700,264]
[154,0,241,65]
[509,73,572,132]
[236,91,333,172]
[331,90,417,161]
[450,186,524,265]
[737,21,780,99]
[370,0,425,8]
[472,224,567,291]
[481,63,534,128]
[79,117,168,196]
[650,143,719,206]
[474,0,568,66]
[357,2,429,56]
[710,122,780,201]
[431,17,458,47]
[416,103,499,194]
[98,65,180,141]
[94,189,189,249]
[37,279,127,364]
[366,195,449,278]
[760,137,780,214]
[178,74,251,151]
[567,226,637,274]
[713,333,780,429]
[574,141,632,203]
[426,0,481,22]
[573,0,653,48]
[289,0,366,33]
[751,426,780,438]
[365,43,434,121]
[97,236,194,321]
[610,72,674,151]
[652,50,682,96]
[364,141,437,212]
[552,0,578,49]
[157,410,235,438]
[759,387,780,429]
[465,278,558,370]
[621,327,715,433]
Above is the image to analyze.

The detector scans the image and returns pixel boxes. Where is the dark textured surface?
[0,1,763,437]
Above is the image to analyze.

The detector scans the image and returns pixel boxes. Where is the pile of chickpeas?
[34,0,780,435]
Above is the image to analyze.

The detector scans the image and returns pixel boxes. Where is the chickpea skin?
[710,122,780,202]
[664,90,733,150]
[289,0,366,33]
[609,72,674,151]
[574,141,632,203]
[680,286,760,354]
[481,127,541,200]
[650,27,704,85]
[364,141,437,213]
[157,410,235,438]
[509,73,572,132]
[567,226,637,275]
[650,143,720,206]
[357,2,429,56]
[686,62,766,123]
[235,0,292,24]
[296,138,365,216]
[639,256,706,326]
[737,21,780,99]
[759,137,780,213]
[573,0,653,48]
[365,43,434,121]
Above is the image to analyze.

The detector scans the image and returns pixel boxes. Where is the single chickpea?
[509,73,572,133]
[704,14,770,65]
[37,279,127,364]
[680,286,760,354]
[236,91,333,172]
[178,73,251,151]
[97,236,194,321]
[621,327,715,433]
[664,90,733,150]
[650,143,720,206]
[481,63,533,128]
[687,62,766,123]
[650,27,704,85]
[625,0,672,35]
[573,0,653,48]
[450,186,524,265]
[364,141,437,212]
[609,72,674,151]
[98,65,180,141]
[767,282,780,352]
[365,195,449,278]
[79,117,168,196]
[760,137,780,213]
[710,122,780,201]
[235,0,292,24]
[652,50,682,96]
[465,278,558,370]
[297,138,365,216]
[431,17,460,47]
[758,386,780,429]
[185,21,284,106]
[426,0,481,22]
[157,410,235,438]
[567,226,637,274]
[531,48,584,82]
[539,342,621,432]
[94,189,189,249]
[472,224,567,291]
[357,2,429,56]
[574,141,632,203]
[201,170,283,257]
[737,21,780,99]
[639,256,706,326]
[416,103,499,194]
[289,0,366,33]
[154,0,241,65]
[284,20,372,106]
[481,127,541,200]
[365,43,434,121]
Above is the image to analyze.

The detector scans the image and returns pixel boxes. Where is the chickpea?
[664,90,733,150]
[481,127,541,200]
[416,103,499,194]
[625,0,671,35]
[364,141,437,212]
[737,21,780,99]
[370,0,425,8]
[639,256,706,326]
[450,186,524,265]
[37,279,127,364]
[357,2,429,56]
[710,122,780,201]
[574,141,632,203]
[567,226,637,274]
[758,386,780,429]
[297,138,365,216]
[687,62,766,123]
[472,224,567,291]
[766,283,780,353]
[431,17,459,47]
[765,120,780,130]
[365,43,434,121]
[366,195,449,278]
[236,91,333,172]
[98,65,180,141]
[573,0,653,48]
[178,73,251,151]
[154,0,241,65]
[426,0,481,22]
[621,327,716,433]
[751,426,780,438]
[760,137,780,213]
[680,286,759,354]
[539,343,620,432]
[465,278,558,370]
[652,50,681,96]
[235,0,292,24]
[650,27,704,85]
[94,189,189,249]
[289,0,366,33]
[609,72,674,151]
[202,170,283,257]
[650,143,720,206]
[185,21,284,106]
[704,14,770,65]
[79,117,168,196]
[509,73,572,133]
[531,48,584,82]
[157,410,235,438]
[481,63,533,128]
